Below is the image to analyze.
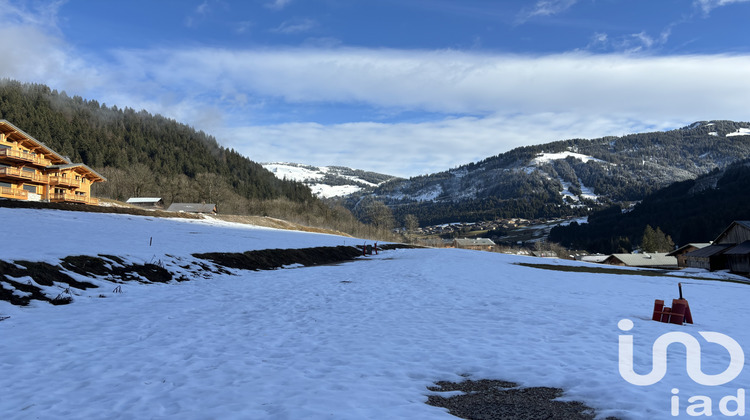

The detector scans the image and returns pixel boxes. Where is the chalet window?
[0,163,8,168]
[54,188,65,194]
[0,144,10,149]
[22,167,35,174]
[23,185,37,193]
[0,182,11,188]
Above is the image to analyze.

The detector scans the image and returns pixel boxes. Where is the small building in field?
[126,197,164,209]
[667,243,710,268]
[603,253,678,269]
[531,250,558,258]
[452,238,495,251]
[167,202,217,214]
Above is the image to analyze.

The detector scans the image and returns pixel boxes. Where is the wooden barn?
[452,238,495,251]
[685,221,750,275]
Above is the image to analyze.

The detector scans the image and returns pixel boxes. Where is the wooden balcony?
[48,175,81,188]
[0,186,28,200]
[0,148,51,166]
[50,192,98,205]
[0,167,49,184]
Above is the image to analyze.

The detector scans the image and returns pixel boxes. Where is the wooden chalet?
[603,253,678,269]
[667,243,710,268]
[126,197,165,209]
[686,221,750,274]
[0,120,105,205]
[452,238,495,251]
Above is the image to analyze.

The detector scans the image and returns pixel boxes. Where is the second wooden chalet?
[0,120,105,205]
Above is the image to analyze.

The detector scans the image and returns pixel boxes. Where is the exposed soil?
[427,379,619,420]
[0,244,418,307]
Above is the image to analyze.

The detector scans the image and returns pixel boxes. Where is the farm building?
[452,238,495,251]
[126,197,164,209]
[685,221,750,274]
[667,243,710,268]
[167,203,217,214]
[603,253,678,269]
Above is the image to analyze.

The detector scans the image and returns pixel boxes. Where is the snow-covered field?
[1,208,749,419]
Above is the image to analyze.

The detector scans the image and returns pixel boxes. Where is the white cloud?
[265,0,291,11]
[111,47,750,119]
[213,113,681,177]
[517,0,578,23]
[1,7,750,176]
[271,18,317,34]
[695,0,750,13]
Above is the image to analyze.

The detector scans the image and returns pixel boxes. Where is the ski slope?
[0,208,748,419]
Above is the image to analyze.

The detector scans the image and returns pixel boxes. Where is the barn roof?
[167,203,216,213]
[606,253,677,267]
[126,197,163,204]
[684,243,734,258]
[453,238,495,247]
[714,221,750,243]
[724,241,750,256]
[667,243,710,256]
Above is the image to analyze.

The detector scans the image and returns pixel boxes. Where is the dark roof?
[724,241,750,256]
[167,203,216,213]
[685,243,734,258]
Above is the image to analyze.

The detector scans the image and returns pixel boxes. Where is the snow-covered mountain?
[1,207,748,419]
[262,162,400,199]
[361,120,750,225]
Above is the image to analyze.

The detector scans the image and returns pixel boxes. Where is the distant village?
[417,219,750,278]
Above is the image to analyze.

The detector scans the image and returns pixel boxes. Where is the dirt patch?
[193,246,364,271]
[61,255,173,283]
[0,244,418,307]
[427,379,618,420]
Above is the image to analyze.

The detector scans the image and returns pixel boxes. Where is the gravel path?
[426,379,620,420]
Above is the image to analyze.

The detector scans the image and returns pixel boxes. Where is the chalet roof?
[0,119,70,164]
[724,241,750,256]
[667,243,711,256]
[531,250,558,258]
[126,197,163,204]
[167,203,216,213]
[714,221,750,244]
[606,253,677,267]
[46,163,107,182]
[684,243,734,258]
[453,238,495,247]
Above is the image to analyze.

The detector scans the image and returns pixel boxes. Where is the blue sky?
[1,0,750,177]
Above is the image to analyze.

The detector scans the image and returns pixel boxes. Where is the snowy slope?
[1,208,749,419]
[263,162,397,198]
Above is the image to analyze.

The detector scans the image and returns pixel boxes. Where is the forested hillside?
[0,80,397,237]
[549,159,750,253]
[0,80,314,207]
[354,121,750,226]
